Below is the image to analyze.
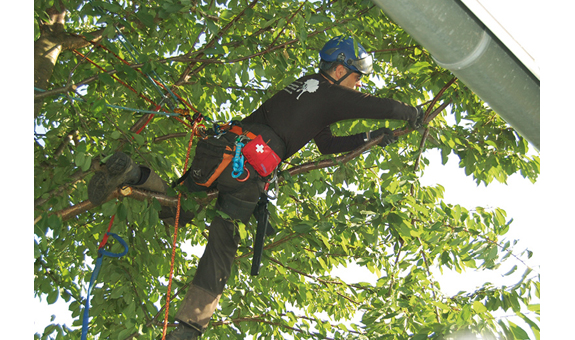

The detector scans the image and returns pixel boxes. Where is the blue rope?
[113,26,181,111]
[81,233,129,340]
[231,141,245,178]
[33,87,181,117]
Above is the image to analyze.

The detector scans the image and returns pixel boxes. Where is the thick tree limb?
[48,131,390,223]
[43,44,451,224]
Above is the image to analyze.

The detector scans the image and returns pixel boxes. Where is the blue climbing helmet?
[319,36,374,75]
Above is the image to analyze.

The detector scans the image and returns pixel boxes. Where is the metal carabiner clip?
[265,171,279,200]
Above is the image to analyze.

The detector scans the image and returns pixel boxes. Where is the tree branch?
[176,0,261,85]
[43,51,448,223]
[153,133,189,143]
[41,125,394,223]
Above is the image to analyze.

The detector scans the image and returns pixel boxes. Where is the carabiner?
[236,166,250,182]
[231,141,246,178]
[264,170,279,200]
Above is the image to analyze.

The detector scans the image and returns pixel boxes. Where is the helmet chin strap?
[320,68,354,86]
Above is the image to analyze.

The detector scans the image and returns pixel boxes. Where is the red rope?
[75,39,205,336]
[97,214,116,250]
[77,37,200,114]
[162,122,198,339]
[72,49,157,107]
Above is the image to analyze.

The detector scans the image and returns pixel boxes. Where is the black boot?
[88,152,142,205]
[164,323,202,340]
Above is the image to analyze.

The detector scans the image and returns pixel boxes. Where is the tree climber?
[87,35,425,339]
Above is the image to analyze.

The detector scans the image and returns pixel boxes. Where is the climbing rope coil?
[81,218,129,340]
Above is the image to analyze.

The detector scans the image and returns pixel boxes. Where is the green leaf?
[408,61,431,74]
[220,10,235,21]
[503,265,517,276]
[82,154,92,172]
[47,289,59,305]
[137,9,156,28]
[162,2,184,14]
[472,301,487,313]
[98,73,115,86]
[132,133,145,146]
[527,303,540,314]
[309,14,331,25]
[509,321,531,339]
[91,99,107,115]
[74,151,86,168]
[518,312,540,340]
[293,223,313,234]
[116,202,127,220]
[431,300,449,311]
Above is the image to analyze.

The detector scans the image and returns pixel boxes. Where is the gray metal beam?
[372,0,540,150]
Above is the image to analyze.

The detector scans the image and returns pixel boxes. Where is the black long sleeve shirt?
[241,73,417,160]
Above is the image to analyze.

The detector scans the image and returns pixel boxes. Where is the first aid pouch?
[242,135,281,177]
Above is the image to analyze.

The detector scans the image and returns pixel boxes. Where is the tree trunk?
[34,4,67,118]
[34,3,103,118]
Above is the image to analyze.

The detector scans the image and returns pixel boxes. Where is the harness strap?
[229,125,258,140]
[320,68,354,86]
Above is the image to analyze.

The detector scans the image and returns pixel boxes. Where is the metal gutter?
[371,0,540,150]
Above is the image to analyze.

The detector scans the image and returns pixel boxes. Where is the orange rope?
[72,37,204,337]
[162,122,198,339]
[77,36,200,114]
[72,49,157,107]
[74,38,205,337]
[71,49,195,131]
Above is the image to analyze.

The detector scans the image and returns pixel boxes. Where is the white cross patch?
[256,144,264,153]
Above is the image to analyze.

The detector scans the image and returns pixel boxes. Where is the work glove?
[409,106,425,130]
[368,127,398,148]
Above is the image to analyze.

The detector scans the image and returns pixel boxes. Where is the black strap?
[320,68,353,86]
[251,195,275,275]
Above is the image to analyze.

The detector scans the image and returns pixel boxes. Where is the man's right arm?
[313,126,366,155]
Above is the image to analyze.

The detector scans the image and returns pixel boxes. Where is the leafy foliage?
[34,0,539,339]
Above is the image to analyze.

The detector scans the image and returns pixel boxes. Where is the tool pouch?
[242,135,281,177]
[188,136,235,187]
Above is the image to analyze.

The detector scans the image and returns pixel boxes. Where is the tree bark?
[34,5,66,118]
[34,3,104,118]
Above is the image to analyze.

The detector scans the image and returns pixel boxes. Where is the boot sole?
[106,152,132,175]
[87,152,138,205]
[87,171,111,205]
